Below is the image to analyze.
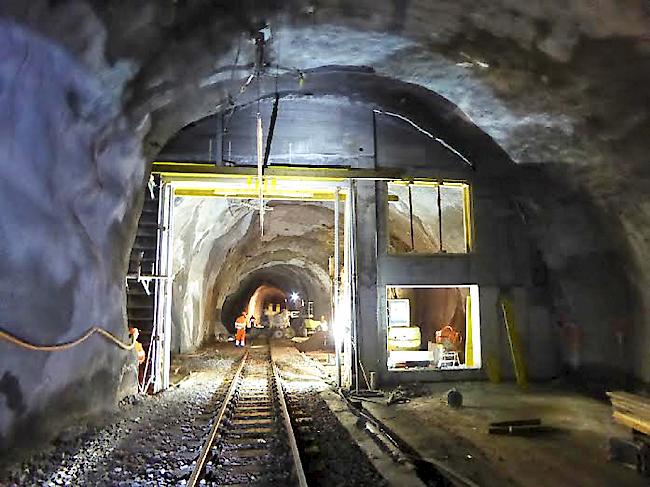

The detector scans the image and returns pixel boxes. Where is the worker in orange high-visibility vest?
[234,311,247,347]
[129,327,146,388]
[129,327,146,364]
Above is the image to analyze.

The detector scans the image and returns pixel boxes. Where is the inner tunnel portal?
[170,195,340,353]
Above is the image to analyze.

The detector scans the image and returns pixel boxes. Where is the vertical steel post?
[333,188,341,388]
[343,185,352,388]
[350,180,360,393]
[437,183,443,252]
[256,113,264,236]
[153,182,174,393]
[408,183,415,252]
[161,185,174,390]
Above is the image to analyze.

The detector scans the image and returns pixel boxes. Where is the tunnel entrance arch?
[219,266,326,336]
[148,167,354,392]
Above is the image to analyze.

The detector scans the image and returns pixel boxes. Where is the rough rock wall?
[0,19,145,449]
[171,198,251,353]
[517,169,638,379]
[211,202,335,330]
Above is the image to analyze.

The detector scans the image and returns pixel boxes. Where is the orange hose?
[0,326,135,351]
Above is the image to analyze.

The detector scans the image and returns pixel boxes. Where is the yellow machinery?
[304,318,327,334]
[387,326,421,351]
[387,297,421,351]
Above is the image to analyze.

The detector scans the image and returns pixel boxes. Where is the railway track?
[187,340,307,486]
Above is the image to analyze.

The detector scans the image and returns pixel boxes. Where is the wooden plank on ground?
[608,391,650,435]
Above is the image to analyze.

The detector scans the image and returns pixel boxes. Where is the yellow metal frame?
[465,294,474,367]
[174,188,346,201]
[386,180,473,254]
[154,161,394,183]
[152,161,470,184]
[153,164,472,233]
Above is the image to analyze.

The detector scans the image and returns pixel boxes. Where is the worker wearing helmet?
[129,327,146,388]
[235,311,247,347]
[129,327,146,364]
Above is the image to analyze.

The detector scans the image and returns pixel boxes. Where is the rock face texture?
[0,19,145,448]
[0,0,648,449]
[171,198,334,353]
[171,198,252,353]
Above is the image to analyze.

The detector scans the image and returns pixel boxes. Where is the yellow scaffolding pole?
[465,294,474,368]
[500,297,528,389]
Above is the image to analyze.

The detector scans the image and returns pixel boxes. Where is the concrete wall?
[360,171,627,386]
[369,177,546,385]
[357,168,635,387]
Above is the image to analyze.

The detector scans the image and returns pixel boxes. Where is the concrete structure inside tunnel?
[0,2,649,485]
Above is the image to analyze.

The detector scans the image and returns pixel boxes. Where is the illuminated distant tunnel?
[170,199,335,352]
[221,266,329,334]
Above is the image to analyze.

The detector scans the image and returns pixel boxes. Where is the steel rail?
[187,349,249,487]
[272,357,309,487]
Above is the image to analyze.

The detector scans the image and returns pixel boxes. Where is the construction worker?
[235,311,247,347]
[129,327,146,364]
[129,327,146,388]
[249,315,256,329]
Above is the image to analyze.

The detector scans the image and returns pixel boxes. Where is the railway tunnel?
[1,2,650,485]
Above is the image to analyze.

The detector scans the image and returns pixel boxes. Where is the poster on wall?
[387,299,410,327]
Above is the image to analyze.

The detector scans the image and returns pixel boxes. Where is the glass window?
[387,182,470,254]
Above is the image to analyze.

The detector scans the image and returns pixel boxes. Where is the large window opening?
[386,285,481,371]
[387,182,471,254]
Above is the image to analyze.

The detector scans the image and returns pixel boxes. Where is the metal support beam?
[153,162,408,181]
[256,112,265,235]
[333,188,341,388]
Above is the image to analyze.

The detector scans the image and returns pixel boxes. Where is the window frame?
[386,180,473,256]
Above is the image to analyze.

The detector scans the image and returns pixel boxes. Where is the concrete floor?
[305,350,647,487]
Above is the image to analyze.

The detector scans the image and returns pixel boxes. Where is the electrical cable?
[0,326,135,351]
[372,109,474,168]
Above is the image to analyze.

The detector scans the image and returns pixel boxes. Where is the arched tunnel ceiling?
[4,1,648,172]
[0,2,647,353]
[157,81,504,175]
[1,1,647,353]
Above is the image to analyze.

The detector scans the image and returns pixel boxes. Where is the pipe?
[334,187,341,388]
[350,180,360,393]
[408,183,415,251]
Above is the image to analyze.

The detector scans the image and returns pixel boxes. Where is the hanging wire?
[373,109,474,168]
[0,326,135,351]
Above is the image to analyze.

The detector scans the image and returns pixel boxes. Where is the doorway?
[386,285,481,371]
[147,173,354,392]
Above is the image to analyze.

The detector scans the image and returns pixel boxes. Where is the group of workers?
[234,311,257,347]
